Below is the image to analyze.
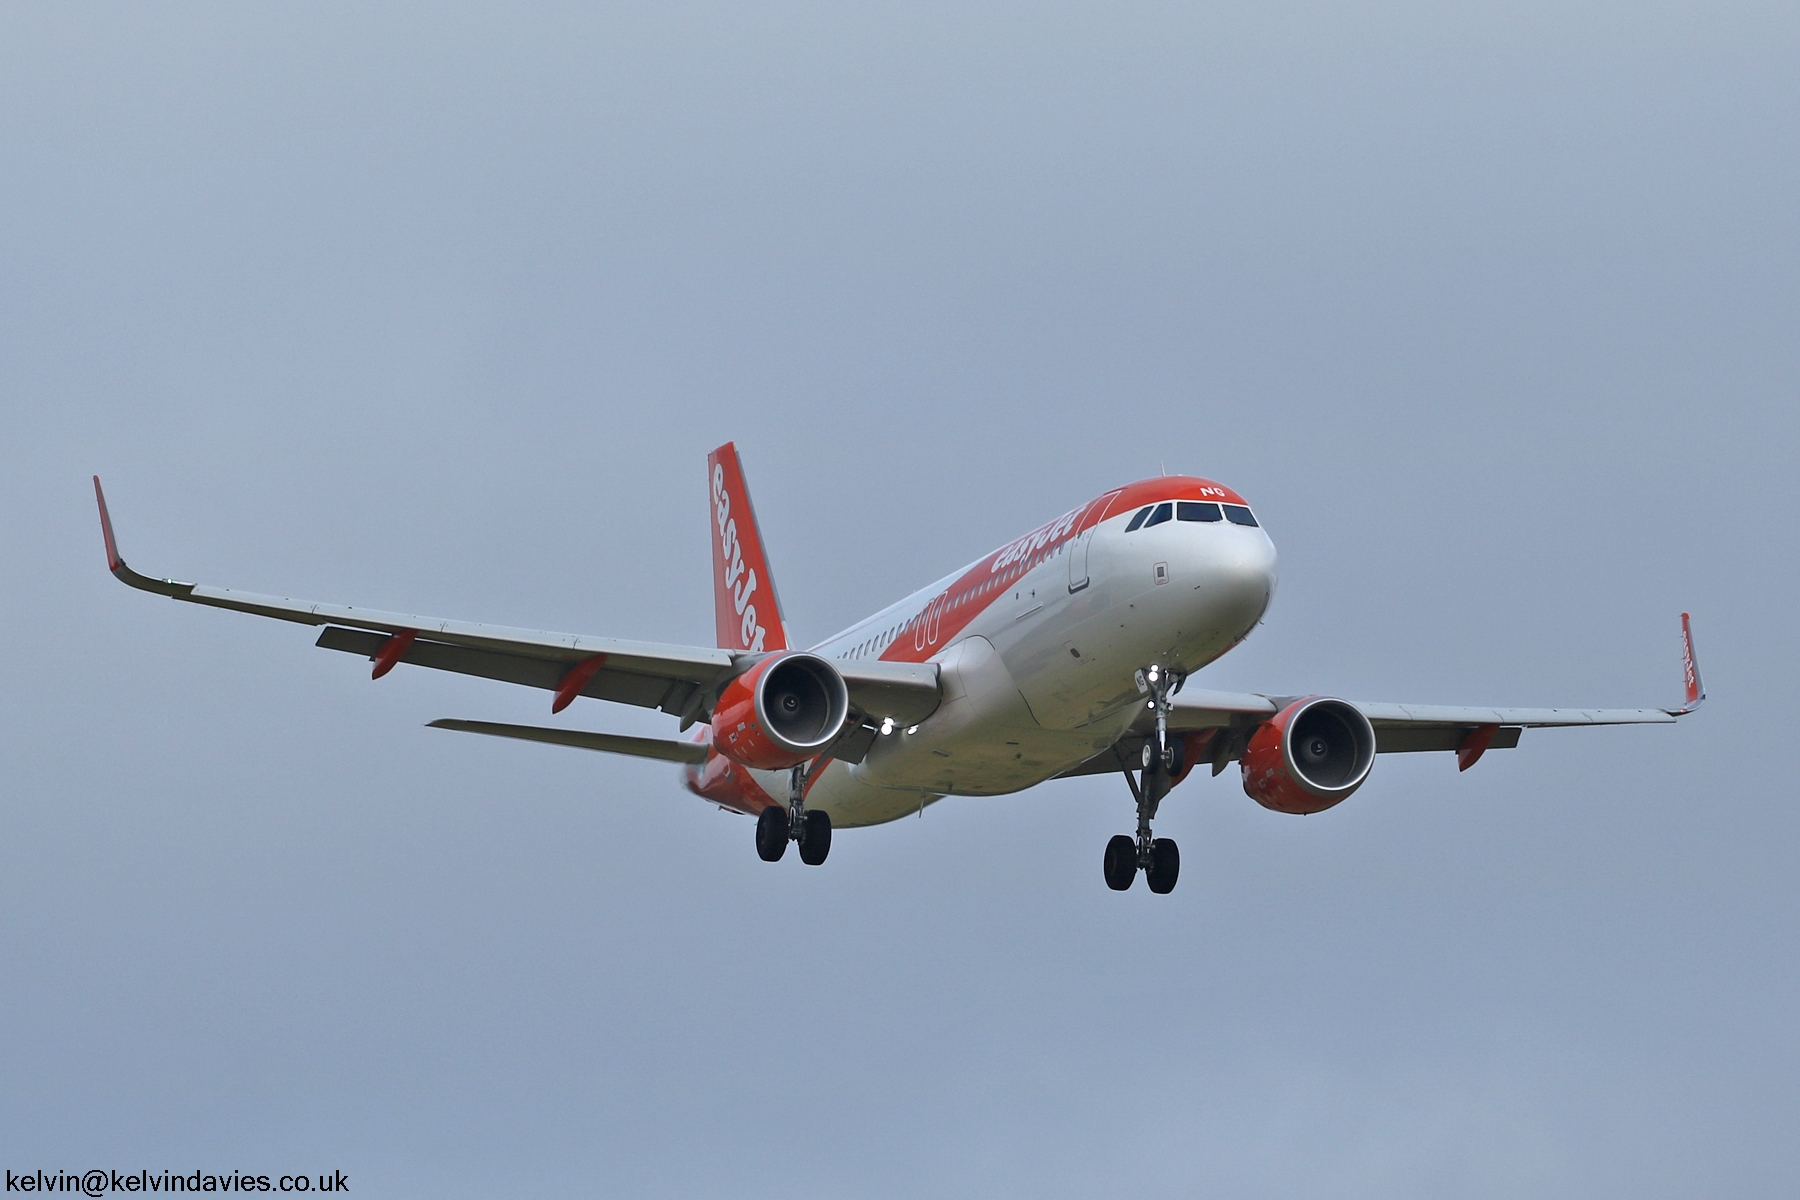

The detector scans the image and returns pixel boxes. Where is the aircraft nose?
[1202,532,1278,623]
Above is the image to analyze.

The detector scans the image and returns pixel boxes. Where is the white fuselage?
[700,486,1279,827]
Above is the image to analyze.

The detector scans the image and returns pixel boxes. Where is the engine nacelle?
[710,652,851,771]
[1241,696,1377,814]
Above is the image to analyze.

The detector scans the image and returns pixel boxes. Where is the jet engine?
[710,652,851,771]
[1241,696,1377,814]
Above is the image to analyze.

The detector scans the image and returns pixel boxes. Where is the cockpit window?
[1124,505,1153,532]
[1177,501,1222,522]
[1143,502,1173,529]
[1223,504,1258,527]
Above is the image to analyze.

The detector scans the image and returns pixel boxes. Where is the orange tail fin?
[707,442,789,654]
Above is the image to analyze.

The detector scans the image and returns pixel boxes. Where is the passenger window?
[1124,506,1153,532]
[1223,505,1258,527]
[1143,502,1173,528]
[1177,501,1222,522]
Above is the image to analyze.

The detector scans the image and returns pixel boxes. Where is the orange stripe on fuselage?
[877,476,1247,664]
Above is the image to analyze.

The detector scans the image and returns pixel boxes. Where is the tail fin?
[707,442,789,654]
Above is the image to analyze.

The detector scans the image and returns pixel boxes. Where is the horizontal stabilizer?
[427,719,709,764]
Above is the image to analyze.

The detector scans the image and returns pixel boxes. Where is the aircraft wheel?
[1143,739,1184,777]
[755,805,789,862]
[1146,838,1180,894]
[1163,738,1185,777]
[798,809,832,866]
[1103,835,1138,891]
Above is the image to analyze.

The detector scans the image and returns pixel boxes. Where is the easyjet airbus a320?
[93,444,1701,893]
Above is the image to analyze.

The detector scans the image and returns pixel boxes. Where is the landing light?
[880,717,895,735]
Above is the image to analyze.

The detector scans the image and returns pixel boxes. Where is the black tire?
[1142,739,1184,778]
[1146,838,1180,894]
[798,809,833,866]
[755,805,790,862]
[1103,834,1138,891]
[1162,737,1185,778]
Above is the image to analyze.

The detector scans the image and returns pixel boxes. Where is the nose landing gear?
[755,760,833,865]
[1104,664,1184,894]
[1105,757,1182,893]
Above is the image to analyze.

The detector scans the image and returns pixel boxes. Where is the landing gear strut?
[1104,664,1183,893]
[755,760,832,866]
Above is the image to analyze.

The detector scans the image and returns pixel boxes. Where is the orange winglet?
[371,630,417,680]
[1457,724,1499,772]
[552,654,608,714]
[93,476,123,572]
[1680,612,1704,710]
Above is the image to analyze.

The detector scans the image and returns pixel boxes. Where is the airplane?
[92,443,1703,894]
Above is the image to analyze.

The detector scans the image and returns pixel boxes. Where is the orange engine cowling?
[1241,696,1378,814]
[710,652,850,771]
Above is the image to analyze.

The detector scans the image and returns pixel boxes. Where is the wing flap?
[314,624,941,723]
[1374,723,1523,754]
[188,584,734,674]
[317,626,719,714]
[319,626,565,689]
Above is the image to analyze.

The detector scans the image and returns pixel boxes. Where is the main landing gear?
[1105,664,1183,894]
[755,761,832,866]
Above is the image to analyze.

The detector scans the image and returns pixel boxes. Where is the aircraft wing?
[93,478,939,729]
[1060,620,1702,778]
[1164,692,1681,740]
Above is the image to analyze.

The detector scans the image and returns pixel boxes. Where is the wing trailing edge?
[91,475,942,729]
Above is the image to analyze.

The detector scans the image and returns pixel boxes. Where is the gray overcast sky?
[2,4,1796,1196]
